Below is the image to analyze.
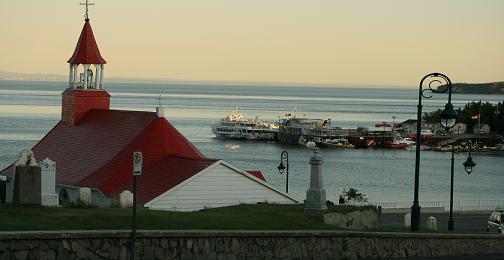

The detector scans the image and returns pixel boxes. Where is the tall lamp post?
[277,151,289,193]
[447,125,461,231]
[411,73,458,232]
[447,139,477,231]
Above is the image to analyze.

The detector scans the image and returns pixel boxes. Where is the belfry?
[62,5,109,126]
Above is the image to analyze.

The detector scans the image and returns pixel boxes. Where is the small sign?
[133,151,143,176]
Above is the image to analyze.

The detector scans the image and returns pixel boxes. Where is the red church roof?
[67,20,107,65]
[1,109,214,204]
[246,170,266,182]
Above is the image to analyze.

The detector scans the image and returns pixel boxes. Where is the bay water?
[0,80,502,204]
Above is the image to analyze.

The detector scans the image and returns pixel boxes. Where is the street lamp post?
[447,125,461,231]
[448,141,456,231]
[447,139,477,231]
[277,151,289,193]
[411,73,457,232]
[463,141,477,174]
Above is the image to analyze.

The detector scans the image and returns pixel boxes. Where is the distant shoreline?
[438,82,504,95]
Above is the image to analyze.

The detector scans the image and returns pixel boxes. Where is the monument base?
[42,194,59,207]
[304,189,327,212]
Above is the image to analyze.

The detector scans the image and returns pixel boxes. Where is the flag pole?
[478,114,481,135]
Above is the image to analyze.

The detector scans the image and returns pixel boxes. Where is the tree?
[344,188,368,203]
[423,109,441,124]
[423,101,504,134]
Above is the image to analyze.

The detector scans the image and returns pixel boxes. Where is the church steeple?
[62,3,110,126]
[67,1,107,90]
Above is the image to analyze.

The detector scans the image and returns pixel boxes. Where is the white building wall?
[146,162,296,212]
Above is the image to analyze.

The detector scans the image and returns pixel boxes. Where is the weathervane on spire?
[80,0,94,21]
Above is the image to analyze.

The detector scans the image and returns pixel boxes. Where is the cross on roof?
[80,0,95,21]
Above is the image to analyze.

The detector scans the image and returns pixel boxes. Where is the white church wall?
[91,189,114,207]
[55,185,113,207]
[146,161,297,212]
[56,185,79,205]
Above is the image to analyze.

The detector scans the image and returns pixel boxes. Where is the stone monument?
[12,149,41,205]
[304,148,327,212]
[119,190,133,208]
[79,187,92,205]
[404,213,411,228]
[40,158,59,206]
[426,216,437,231]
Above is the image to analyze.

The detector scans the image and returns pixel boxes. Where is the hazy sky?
[1,0,503,86]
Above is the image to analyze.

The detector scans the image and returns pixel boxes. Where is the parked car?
[487,211,503,234]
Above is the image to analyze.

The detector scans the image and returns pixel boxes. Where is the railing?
[73,82,97,89]
[351,200,504,212]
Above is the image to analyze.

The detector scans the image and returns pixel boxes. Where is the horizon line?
[1,70,502,89]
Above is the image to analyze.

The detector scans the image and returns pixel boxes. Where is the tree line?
[423,101,504,133]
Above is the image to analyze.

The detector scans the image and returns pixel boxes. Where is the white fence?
[353,200,504,212]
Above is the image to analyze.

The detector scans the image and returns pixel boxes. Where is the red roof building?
[1,16,296,210]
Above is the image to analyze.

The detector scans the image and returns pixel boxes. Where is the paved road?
[380,212,498,233]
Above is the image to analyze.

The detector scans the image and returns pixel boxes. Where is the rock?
[324,209,378,230]
[404,213,411,228]
[426,216,437,231]
[14,250,28,260]
[119,190,133,208]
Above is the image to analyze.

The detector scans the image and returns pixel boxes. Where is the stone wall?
[0,230,503,259]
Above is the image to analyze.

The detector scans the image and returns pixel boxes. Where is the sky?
[0,0,503,87]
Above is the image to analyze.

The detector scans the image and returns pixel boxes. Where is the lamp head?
[440,102,458,130]
[277,162,286,174]
[463,156,476,174]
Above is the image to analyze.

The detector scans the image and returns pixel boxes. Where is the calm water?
[0,80,502,203]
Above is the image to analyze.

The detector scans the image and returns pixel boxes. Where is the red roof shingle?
[1,109,211,204]
[67,20,107,65]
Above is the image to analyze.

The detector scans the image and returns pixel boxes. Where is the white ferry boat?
[278,107,348,144]
[211,107,278,140]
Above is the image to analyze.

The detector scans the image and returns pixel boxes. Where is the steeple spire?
[67,0,106,90]
[62,0,110,126]
[80,0,94,21]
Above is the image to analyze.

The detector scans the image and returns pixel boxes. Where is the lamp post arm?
[446,77,453,104]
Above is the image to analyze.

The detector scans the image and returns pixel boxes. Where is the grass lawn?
[0,204,378,231]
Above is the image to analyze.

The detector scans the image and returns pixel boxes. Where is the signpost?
[131,151,142,260]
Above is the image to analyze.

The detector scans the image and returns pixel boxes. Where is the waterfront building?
[401,119,428,135]
[473,123,491,134]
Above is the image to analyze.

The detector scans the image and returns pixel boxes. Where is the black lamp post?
[447,139,477,231]
[277,151,289,193]
[412,73,456,232]
[447,126,461,231]
[463,141,477,174]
